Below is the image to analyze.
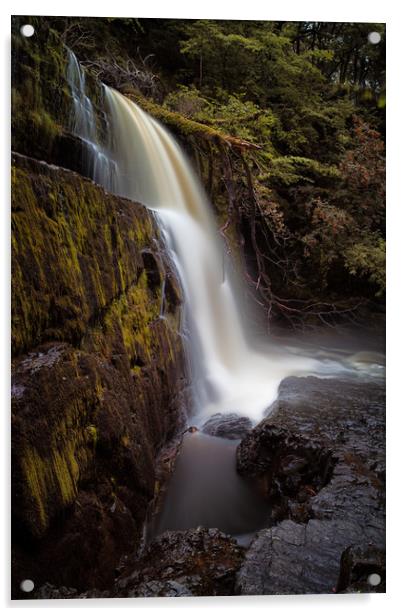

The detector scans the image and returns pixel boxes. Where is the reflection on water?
[153,432,269,542]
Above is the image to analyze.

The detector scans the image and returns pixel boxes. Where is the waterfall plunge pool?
[149,431,270,547]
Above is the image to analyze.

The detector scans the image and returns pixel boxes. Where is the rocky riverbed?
[33,373,385,598]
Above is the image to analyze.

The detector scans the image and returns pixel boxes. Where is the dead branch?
[82,52,161,98]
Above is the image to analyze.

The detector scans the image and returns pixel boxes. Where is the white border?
[2,1,401,614]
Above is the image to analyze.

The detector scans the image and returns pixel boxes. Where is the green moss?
[102,270,159,363]
[86,425,98,450]
[12,155,159,356]
[11,154,179,372]
[20,438,80,536]
[11,26,70,159]
[20,448,48,534]
[83,263,169,373]
[17,368,104,539]
[52,442,80,504]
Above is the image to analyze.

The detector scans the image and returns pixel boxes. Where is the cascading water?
[102,86,320,422]
[66,51,384,540]
[66,49,117,189]
[66,51,384,425]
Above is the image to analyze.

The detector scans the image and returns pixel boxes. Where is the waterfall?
[66,49,117,189]
[66,51,318,422]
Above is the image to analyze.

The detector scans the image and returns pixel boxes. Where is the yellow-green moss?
[100,270,160,363]
[86,425,98,450]
[18,382,100,537]
[12,156,159,356]
[52,442,80,504]
[20,448,48,533]
[21,439,79,536]
[11,26,71,160]
[121,434,131,448]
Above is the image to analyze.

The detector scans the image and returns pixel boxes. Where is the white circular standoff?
[367,573,381,586]
[20,579,35,592]
[20,24,35,38]
[368,32,381,45]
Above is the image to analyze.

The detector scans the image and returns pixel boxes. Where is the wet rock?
[236,376,385,595]
[35,584,80,600]
[124,580,193,598]
[141,432,186,543]
[237,519,375,595]
[141,251,162,292]
[201,413,253,440]
[237,422,335,524]
[115,527,244,597]
[12,152,177,356]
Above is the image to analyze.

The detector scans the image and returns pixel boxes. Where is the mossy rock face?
[12,17,69,160]
[11,155,186,594]
[11,16,104,173]
[12,343,100,538]
[12,333,185,593]
[12,153,159,356]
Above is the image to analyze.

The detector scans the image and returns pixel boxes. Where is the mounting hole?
[367,573,381,586]
[20,24,35,38]
[20,579,34,593]
[368,32,381,45]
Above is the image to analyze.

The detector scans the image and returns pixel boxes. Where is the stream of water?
[66,50,385,542]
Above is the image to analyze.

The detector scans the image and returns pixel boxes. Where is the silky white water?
[103,87,321,422]
[66,49,117,187]
[66,52,384,424]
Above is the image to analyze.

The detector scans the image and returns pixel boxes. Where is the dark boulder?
[115,527,245,597]
[201,413,253,440]
[236,376,385,595]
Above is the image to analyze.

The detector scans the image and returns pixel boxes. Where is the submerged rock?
[115,527,244,597]
[201,413,253,440]
[236,376,385,595]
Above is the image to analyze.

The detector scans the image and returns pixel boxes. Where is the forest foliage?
[51,17,385,321]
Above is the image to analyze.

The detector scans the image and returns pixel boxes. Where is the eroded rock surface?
[36,528,244,598]
[115,527,244,597]
[236,376,385,595]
